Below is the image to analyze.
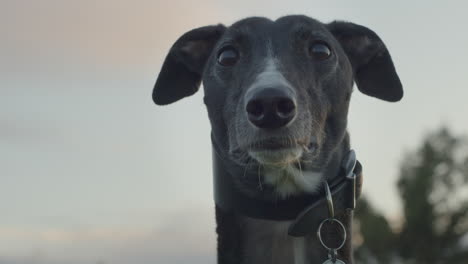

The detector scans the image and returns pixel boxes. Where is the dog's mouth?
[246,138,317,166]
[247,138,302,150]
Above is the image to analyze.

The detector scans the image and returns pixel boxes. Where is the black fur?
[153,24,226,105]
[327,21,403,102]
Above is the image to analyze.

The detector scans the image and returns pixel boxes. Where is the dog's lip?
[246,138,308,151]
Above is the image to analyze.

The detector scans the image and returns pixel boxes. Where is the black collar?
[212,139,363,237]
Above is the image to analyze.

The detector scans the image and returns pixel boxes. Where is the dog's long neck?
[216,209,353,264]
[215,133,353,264]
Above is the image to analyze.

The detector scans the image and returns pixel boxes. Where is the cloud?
[1,0,229,70]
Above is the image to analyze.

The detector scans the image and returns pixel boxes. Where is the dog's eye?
[217,46,239,66]
[309,42,332,60]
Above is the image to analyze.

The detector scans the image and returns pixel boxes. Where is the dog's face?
[153,16,402,197]
[204,17,351,168]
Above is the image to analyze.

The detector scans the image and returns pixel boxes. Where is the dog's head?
[153,16,402,197]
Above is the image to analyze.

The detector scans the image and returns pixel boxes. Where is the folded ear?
[153,24,226,105]
[327,21,403,102]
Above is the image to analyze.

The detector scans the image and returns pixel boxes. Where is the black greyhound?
[153,15,403,264]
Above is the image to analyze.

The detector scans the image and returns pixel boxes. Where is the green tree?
[354,197,396,264]
[397,128,468,263]
[354,127,468,264]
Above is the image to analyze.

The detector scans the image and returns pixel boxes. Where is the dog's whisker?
[243,158,252,178]
[257,164,263,191]
[297,159,304,179]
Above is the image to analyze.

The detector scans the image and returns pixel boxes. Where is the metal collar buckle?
[342,150,357,210]
[315,151,357,263]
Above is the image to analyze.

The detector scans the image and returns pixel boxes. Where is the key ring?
[317,181,348,263]
[316,218,347,251]
[317,181,347,252]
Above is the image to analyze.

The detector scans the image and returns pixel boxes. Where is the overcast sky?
[1,0,468,263]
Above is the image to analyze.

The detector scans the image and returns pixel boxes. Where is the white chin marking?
[248,148,323,198]
[249,147,303,166]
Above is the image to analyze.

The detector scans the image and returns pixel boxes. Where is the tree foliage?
[354,127,468,264]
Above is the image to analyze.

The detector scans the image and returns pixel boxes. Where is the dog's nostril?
[246,100,264,119]
[245,88,297,129]
[276,98,296,118]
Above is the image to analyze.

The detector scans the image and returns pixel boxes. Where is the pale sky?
[1,0,468,263]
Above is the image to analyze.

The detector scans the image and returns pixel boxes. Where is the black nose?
[245,88,297,129]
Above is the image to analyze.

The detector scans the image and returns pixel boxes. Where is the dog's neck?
[214,133,356,264]
[216,209,354,264]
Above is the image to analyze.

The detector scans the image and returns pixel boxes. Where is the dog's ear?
[327,21,403,102]
[153,25,226,105]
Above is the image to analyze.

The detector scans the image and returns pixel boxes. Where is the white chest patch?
[262,165,323,198]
